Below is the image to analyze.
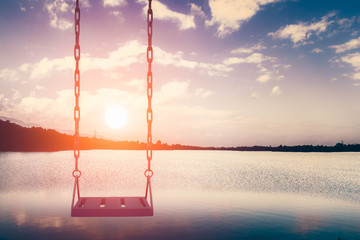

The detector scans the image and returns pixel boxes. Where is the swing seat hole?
[139,198,146,208]
[79,199,86,208]
[121,198,126,208]
[100,198,106,208]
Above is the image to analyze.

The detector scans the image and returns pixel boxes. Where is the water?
[0,150,359,240]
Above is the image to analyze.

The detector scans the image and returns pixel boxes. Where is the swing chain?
[73,0,81,179]
[145,0,153,178]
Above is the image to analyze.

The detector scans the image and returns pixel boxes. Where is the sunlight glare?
[105,106,128,129]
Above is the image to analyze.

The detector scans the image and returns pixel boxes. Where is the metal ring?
[144,169,153,178]
[72,170,81,178]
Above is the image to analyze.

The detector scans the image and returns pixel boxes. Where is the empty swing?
[71,0,154,217]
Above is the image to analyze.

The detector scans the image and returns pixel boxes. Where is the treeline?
[0,119,359,152]
[214,143,360,152]
[0,119,147,151]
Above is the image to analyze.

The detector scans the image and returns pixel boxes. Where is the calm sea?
[0,150,359,240]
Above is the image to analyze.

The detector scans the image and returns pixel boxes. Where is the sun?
[105,106,128,129]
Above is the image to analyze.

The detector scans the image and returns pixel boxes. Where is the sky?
[0,0,359,147]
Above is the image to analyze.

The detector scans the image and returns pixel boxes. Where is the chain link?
[72,0,152,179]
[146,0,153,177]
[73,0,81,178]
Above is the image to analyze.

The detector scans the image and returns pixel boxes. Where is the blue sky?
[0,0,359,147]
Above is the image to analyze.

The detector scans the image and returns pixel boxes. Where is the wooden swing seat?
[71,196,153,217]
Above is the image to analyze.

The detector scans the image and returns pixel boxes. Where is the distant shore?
[1,119,359,152]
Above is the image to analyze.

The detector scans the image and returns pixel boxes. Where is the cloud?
[45,0,73,30]
[156,81,190,104]
[22,40,143,80]
[338,52,360,81]
[81,40,144,71]
[195,88,215,98]
[341,52,360,71]
[36,85,46,90]
[223,53,274,65]
[329,36,360,53]
[190,3,205,18]
[271,85,282,95]
[30,56,73,80]
[268,13,335,46]
[103,0,127,7]
[11,89,21,100]
[256,73,271,83]
[0,40,233,83]
[251,92,259,99]
[352,72,360,80]
[231,43,266,54]
[139,0,196,30]
[127,78,144,91]
[0,94,10,111]
[110,10,124,22]
[206,0,280,38]
[311,48,323,53]
[0,69,19,82]
[337,17,355,29]
[224,51,285,83]
[19,3,26,11]
[155,47,232,76]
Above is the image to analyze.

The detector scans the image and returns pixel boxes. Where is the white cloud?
[190,3,205,18]
[30,56,73,80]
[281,64,291,70]
[19,4,26,11]
[206,0,280,38]
[11,89,21,100]
[276,75,285,81]
[271,85,282,95]
[127,78,145,91]
[45,0,73,30]
[27,40,144,80]
[0,94,10,111]
[0,69,19,82]
[231,43,266,54]
[110,10,124,22]
[1,40,233,84]
[223,51,285,83]
[140,0,196,30]
[155,47,232,76]
[223,53,274,65]
[20,63,30,72]
[246,53,274,64]
[268,13,334,46]
[36,85,46,90]
[341,52,360,71]
[329,36,360,53]
[256,73,271,83]
[195,88,215,98]
[352,72,360,80]
[337,17,355,29]
[81,40,144,71]
[155,81,190,104]
[251,92,259,99]
[311,48,323,53]
[103,0,127,7]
